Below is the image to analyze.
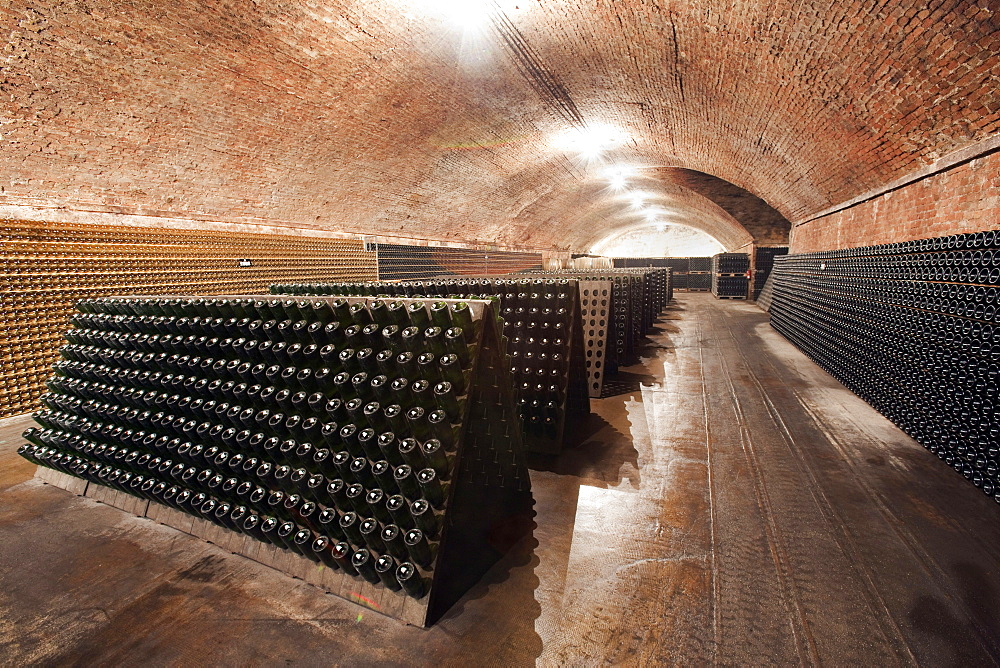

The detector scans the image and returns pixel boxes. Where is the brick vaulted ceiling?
[2,1,997,251]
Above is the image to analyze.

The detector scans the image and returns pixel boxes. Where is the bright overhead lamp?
[551,124,630,160]
[404,0,524,30]
[601,165,637,190]
[626,191,651,209]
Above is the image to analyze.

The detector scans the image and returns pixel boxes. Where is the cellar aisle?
[2,293,999,665]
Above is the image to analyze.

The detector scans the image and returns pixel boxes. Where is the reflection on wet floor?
[1,294,999,665]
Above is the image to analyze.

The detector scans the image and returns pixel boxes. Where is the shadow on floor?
[527,410,640,488]
[436,527,543,660]
[601,369,659,398]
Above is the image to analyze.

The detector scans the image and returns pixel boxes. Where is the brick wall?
[791,150,1000,253]
[2,2,994,252]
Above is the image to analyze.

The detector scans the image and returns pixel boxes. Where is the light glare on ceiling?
[643,207,665,222]
[602,165,637,190]
[404,0,524,30]
[552,124,630,159]
[627,191,650,208]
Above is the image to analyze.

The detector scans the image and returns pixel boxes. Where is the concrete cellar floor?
[1,293,999,665]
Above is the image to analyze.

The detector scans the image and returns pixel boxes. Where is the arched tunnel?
[1,1,998,664]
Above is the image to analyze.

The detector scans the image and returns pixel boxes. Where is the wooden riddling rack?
[519,269,670,397]
[270,278,589,455]
[18,294,532,627]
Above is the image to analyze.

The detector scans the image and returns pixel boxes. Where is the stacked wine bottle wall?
[711,253,749,299]
[375,243,543,280]
[1,219,377,419]
[271,278,589,453]
[769,231,1000,502]
[19,294,532,625]
[612,258,711,293]
[753,247,789,299]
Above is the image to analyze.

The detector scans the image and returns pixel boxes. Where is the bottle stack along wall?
[769,231,1000,503]
[0,219,378,419]
[753,247,789,300]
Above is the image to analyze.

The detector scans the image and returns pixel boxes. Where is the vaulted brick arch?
[1,1,995,251]
[505,170,755,251]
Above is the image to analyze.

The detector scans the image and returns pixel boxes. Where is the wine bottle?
[331,541,358,575]
[396,562,428,599]
[374,554,403,591]
[339,510,364,543]
[417,468,446,508]
[310,535,339,569]
[403,529,434,568]
[352,548,380,584]
[294,529,319,561]
[410,498,439,537]
[393,461,428,502]
[359,516,387,553]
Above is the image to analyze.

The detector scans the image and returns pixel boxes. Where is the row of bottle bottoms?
[50,353,467,418]
[56,338,567,395]
[771,277,1000,320]
[32,397,456,500]
[20,442,432,598]
[71,301,572,355]
[46,367,465,448]
[45,377,563,452]
[27,420,448,522]
[68,310,574,374]
[269,281,574,303]
[64,323,474,369]
[78,297,478,331]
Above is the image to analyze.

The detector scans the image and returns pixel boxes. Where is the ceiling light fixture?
[404,0,524,30]
[551,124,630,160]
[602,165,637,191]
[627,191,650,209]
